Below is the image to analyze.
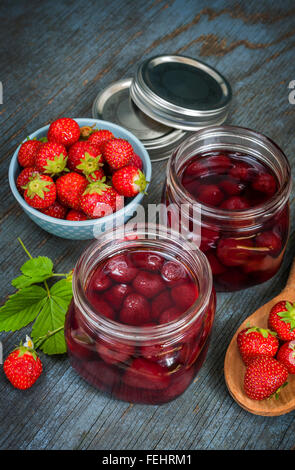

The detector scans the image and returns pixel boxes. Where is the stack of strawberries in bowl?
[9,118,151,239]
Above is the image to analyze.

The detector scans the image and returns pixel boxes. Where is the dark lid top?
[130,54,232,131]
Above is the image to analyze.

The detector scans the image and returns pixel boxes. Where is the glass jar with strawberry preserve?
[65,224,216,404]
[162,126,292,292]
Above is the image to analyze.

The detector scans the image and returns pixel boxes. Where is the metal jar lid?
[130,54,232,131]
[92,55,232,161]
[92,78,189,162]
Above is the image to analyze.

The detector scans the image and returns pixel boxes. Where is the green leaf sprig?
[0,238,73,355]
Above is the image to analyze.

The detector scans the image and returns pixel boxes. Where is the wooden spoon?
[224,258,295,416]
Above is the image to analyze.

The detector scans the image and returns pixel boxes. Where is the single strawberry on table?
[56,172,88,210]
[244,356,288,400]
[67,141,103,176]
[47,117,80,147]
[237,326,279,365]
[79,180,124,219]
[17,139,43,168]
[103,138,134,171]
[277,340,295,374]
[3,336,43,390]
[129,153,143,170]
[23,174,56,209]
[268,300,295,341]
[35,142,68,175]
[112,166,148,197]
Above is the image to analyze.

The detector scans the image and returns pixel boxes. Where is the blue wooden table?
[0,0,295,450]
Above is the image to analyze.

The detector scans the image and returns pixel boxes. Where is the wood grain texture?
[0,0,295,450]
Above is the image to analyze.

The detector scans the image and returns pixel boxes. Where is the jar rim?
[72,223,213,344]
[167,125,292,225]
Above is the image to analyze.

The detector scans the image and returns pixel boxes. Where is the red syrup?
[176,150,289,291]
[65,248,216,404]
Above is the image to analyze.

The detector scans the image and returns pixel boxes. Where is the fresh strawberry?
[56,172,88,210]
[16,167,40,193]
[87,129,114,148]
[47,117,80,147]
[237,326,279,365]
[17,139,43,167]
[103,138,134,170]
[40,200,67,219]
[79,125,96,139]
[68,141,103,176]
[87,168,105,183]
[277,340,295,374]
[66,209,88,221]
[268,301,295,341]
[35,142,68,175]
[3,337,42,390]
[129,153,143,170]
[24,174,56,209]
[79,181,124,218]
[244,356,288,400]
[112,166,147,197]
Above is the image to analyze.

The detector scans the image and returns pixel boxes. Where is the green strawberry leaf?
[31,279,72,355]
[12,256,54,289]
[0,285,48,331]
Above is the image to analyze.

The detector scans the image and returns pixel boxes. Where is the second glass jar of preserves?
[162,126,292,292]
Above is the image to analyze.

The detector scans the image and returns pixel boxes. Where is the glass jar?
[65,224,216,404]
[162,126,291,292]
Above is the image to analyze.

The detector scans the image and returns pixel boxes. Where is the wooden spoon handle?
[285,257,295,289]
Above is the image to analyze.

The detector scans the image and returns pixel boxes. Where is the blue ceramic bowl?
[9,118,152,240]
